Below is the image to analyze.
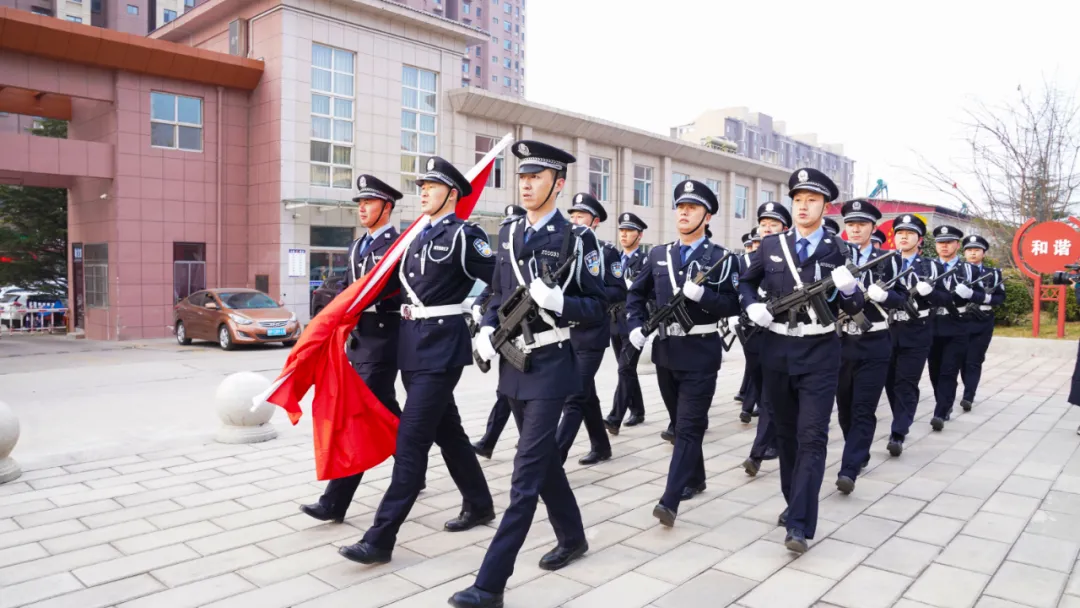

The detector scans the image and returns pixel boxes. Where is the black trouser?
[961,321,993,402]
[476,392,511,452]
[556,348,611,461]
[930,332,969,419]
[317,361,399,517]
[836,335,891,480]
[884,327,931,442]
[738,356,753,412]
[607,333,645,425]
[656,366,715,512]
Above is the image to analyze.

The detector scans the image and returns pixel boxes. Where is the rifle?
[719,318,737,351]
[836,262,916,335]
[619,251,736,366]
[608,300,627,324]
[956,272,993,320]
[897,262,960,318]
[742,250,899,339]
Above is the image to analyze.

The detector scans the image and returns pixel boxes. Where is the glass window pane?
[402,66,418,87]
[332,145,351,166]
[177,96,201,125]
[333,98,352,118]
[401,131,417,152]
[419,134,435,155]
[634,165,644,179]
[151,122,175,148]
[178,126,202,151]
[476,135,492,153]
[311,68,331,92]
[150,92,175,121]
[333,49,354,74]
[332,119,352,143]
[401,110,417,130]
[312,44,332,69]
[311,164,330,186]
[402,88,418,109]
[311,116,331,139]
[333,74,354,96]
[419,70,437,92]
[419,114,435,133]
[310,141,330,163]
[310,226,355,247]
[332,167,352,188]
[311,94,330,115]
[589,157,602,172]
[419,92,436,113]
[401,154,417,173]
[400,174,415,193]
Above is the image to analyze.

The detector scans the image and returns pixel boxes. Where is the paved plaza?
[2,336,1080,607]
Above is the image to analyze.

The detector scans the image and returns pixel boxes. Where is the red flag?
[254,135,513,481]
[876,218,897,250]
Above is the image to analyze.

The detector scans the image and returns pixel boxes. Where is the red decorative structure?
[1011,219,1080,337]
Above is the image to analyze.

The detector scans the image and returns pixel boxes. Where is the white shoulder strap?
[664,243,679,291]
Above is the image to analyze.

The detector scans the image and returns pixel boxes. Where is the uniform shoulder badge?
[611,261,623,278]
[732,272,739,288]
[473,238,493,258]
[584,250,600,276]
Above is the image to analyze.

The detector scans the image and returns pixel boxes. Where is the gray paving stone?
[199,574,334,608]
[1007,532,1079,572]
[14,499,120,528]
[237,545,343,587]
[634,541,727,585]
[739,568,834,608]
[788,539,872,581]
[981,491,1041,519]
[562,571,673,608]
[173,484,264,508]
[79,499,182,528]
[74,544,201,586]
[962,512,1028,544]
[0,543,48,569]
[864,536,940,577]
[152,545,276,587]
[653,569,756,608]
[714,539,796,582]
[0,520,87,551]
[923,492,985,520]
[830,514,902,549]
[188,521,295,556]
[560,543,654,587]
[40,519,156,553]
[309,546,427,590]
[905,563,989,608]
[0,544,121,586]
[983,561,1067,608]
[148,500,247,529]
[118,574,256,608]
[19,574,163,608]
[293,573,425,608]
[821,565,913,608]
[0,572,84,608]
[998,475,1053,499]
[114,521,224,554]
[694,516,773,552]
[863,495,926,523]
[395,545,486,588]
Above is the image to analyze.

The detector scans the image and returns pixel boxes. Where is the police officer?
[625,179,740,527]
[871,229,886,248]
[472,205,527,459]
[739,168,865,553]
[884,215,949,456]
[340,157,496,565]
[604,212,649,435]
[834,199,904,495]
[823,217,841,236]
[740,201,792,475]
[449,141,605,608]
[959,234,1004,411]
[555,192,619,465]
[300,174,404,523]
[928,225,975,431]
[733,231,756,406]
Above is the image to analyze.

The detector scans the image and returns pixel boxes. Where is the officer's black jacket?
[345,226,400,365]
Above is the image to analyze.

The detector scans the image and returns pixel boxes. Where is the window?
[589,157,610,201]
[706,178,721,196]
[492,75,497,82]
[515,23,520,33]
[503,57,511,68]
[31,5,51,14]
[310,44,355,188]
[503,76,511,86]
[514,42,519,52]
[475,65,480,76]
[503,20,511,31]
[162,9,176,21]
[503,40,511,50]
[84,244,108,308]
[492,16,497,24]
[150,92,202,152]
[634,165,653,207]
[503,1,510,12]
[126,4,137,13]
[462,63,469,73]
[184,0,194,7]
[65,15,82,22]
[734,185,749,218]
[759,189,774,204]
[475,135,505,189]
[173,242,206,303]
[515,5,519,15]
[491,56,497,63]
[311,226,355,248]
[462,2,470,13]
[476,7,481,17]
[475,46,481,57]
[400,66,438,193]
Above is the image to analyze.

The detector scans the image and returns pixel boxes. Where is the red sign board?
[1016,221,1080,274]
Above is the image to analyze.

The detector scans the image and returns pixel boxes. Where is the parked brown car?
[174,289,301,350]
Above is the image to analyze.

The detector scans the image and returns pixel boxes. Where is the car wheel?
[282,340,297,348]
[176,321,192,345]
[218,325,235,351]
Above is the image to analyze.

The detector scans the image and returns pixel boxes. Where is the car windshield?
[217,292,278,310]
[0,294,21,304]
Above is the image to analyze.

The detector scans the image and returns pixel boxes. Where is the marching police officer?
[834,199,905,495]
[959,234,1005,411]
[733,231,756,406]
[739,168,865,553]
[823,216,841,236]
[340,157,496,565]
[472,205,527,459]
[871,229,886,248]
[604,212,649,435]
[450,141,605,608]
[928,225,976,431]
[300,174,403,523]
[883,214,949,456]
[740,202,792,476]
[625,179,740,527]
[556,192,619,465]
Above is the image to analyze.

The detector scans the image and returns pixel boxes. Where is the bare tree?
[915,82,1080,270]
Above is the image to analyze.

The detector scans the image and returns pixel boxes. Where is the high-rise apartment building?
[672,107,855,201]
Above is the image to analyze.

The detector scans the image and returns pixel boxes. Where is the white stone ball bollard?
[215,372,278,444]
[0,401,22,484]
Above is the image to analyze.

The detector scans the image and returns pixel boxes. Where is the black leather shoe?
[680,483,706,501]
[751,408,760,417]
[578,451,611,466]
[625,414,645,427]
[777,507,788,527]
[931,417,944,432]
[861,457,870,471]
[742,458,761,477]
[448,585,504,608]
[538,540,588,571]
[887,439,903,457]
[961,399,973,412]
[603,418,620,436]
[444,510,495,532]
[660,427,675,444]
[761,447,779,461]
[836,475,855,495]
[338,541,391,564]
[652,503,676,527]
[734,394,744,403]
[472,441,493,460]
[739,411,752,424]
[784,529,809,554]
[299,503,344,523]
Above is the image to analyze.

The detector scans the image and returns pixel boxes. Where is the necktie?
[680,245,691,264]
[358,235,372,256]
[621,254,629,269]
[524,227,535,243]
[854,249,861,266]
[797,238,810,264]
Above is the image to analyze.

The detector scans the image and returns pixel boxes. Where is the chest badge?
[770,255,783,263]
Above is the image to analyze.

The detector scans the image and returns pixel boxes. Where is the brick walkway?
[2,338,1080,607]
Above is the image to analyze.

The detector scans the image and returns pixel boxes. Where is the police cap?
[871,229,886,246]
[416,156,472,198]
[568,192,607,222]
[963,234,989,251]
[894,214,926,237]
[353,174,403,204]
[841,199,882,224]
[788,167,840,202]
[933,225,964,242]
[512,140,576,175]
[823,217,841,235]
[757,201,792,227]
[673,179,719,215]
[618,212,648,232]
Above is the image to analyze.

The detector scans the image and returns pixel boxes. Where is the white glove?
[955,283,974,300]
[682,280,705,302]
[831,266,858,296]
[984,293,992,305]
[480,325,495,338]
[630,327,647,350]
[475,331,497,362]
[624,278,632,289]
[867,284,889,303]
[747,303,773,328]
[915,281,933,297]
[529,280,564,315]
[727,316,740,331]
[470,305,482,325]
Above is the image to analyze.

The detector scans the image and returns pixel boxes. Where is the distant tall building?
[672,107,855,201]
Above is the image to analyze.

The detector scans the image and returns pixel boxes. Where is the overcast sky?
[524,0,1080,208]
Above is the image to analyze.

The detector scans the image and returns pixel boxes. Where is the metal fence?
[0,302,68,335]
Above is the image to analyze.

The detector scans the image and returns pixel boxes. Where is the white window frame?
[706,178,721,196]
[588,156,610,202]
[150,92,203,152]
[84,244,109,309]
[310,43,355,189]
[475,135,505,189]
[65,15,82,22]
[400,66,438,194]
[633,165,653,207]
[162,8,175,21]
[503,1,511,12]
[759,189,774,204]
[735,185,749,219]
[125,4,137,14]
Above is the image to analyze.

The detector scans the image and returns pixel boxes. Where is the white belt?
[665,323,719,337]
[979,305,992,311]
[767,322,836,337]
[892,310,931,322]
[512,329,568,352]
[841,320,889,335]
[400,303,463,320]
[936,307,974,317]
[363,306,399,315]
